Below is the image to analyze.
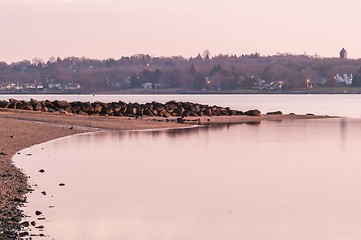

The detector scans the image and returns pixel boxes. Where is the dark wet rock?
[176,117,185,123]
[0,100,7,108]
[35,211,42,216]
[244,109,261,117]
[21,221,30,227]
[31,221,36,226]
[13,197,26,203]
[306,113,315,116]
[19,231,29,237]
[39,169,45,173]
[59,183,65,186]
[41,191,47,196]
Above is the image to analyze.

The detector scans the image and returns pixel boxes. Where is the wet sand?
[0,109,333,238]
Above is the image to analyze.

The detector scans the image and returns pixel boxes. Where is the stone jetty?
[0,98,264,117]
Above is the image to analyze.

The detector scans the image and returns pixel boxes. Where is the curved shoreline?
[0,109,335,238]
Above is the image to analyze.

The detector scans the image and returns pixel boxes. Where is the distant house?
[336,74,353,85]
[142,82,153,89]
[340,48,348,59]
[48,83,62,90]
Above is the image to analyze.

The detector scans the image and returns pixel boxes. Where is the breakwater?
[0,99,266,117]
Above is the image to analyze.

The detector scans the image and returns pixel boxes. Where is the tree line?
[1,53,361,92]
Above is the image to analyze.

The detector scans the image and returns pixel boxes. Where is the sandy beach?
[0,108,332,238]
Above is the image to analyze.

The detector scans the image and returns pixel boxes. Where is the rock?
[71,105,81,113]
[39,169,45,173]
[59,183,65,186]
[7,99,18,109]
[0,100,7,108]
[203,108,212,116]
[93,104,103,114]
[13,197,26,203]
[19,232,29,237]
[159,110,172,118]
[30,99,43,111]
[53,100,70,109]
[35,211,42,216]
[244,109,261,117]
[21,221,30,227]
[81,102,94,113]
[44,101,58,111]
[266,111,283,115]
[176,117,184,123]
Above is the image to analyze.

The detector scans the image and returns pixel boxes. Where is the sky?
[0,0,360,63]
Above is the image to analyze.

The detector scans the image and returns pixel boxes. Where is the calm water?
[14,118,361,240]
[1,94,361,117]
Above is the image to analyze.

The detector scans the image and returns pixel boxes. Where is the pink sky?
[1,0,360,63]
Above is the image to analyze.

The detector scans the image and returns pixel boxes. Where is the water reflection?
[14,118,361,240]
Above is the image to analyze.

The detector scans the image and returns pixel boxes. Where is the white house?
[142,82,153,89]
[336,74,353,86]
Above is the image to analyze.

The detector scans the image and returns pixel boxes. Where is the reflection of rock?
[244,109,261,117]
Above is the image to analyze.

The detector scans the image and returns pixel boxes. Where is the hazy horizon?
[1,0,360,63]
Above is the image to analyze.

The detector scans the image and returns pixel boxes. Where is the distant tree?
[352,67,361,87]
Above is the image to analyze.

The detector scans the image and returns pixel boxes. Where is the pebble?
[35,211,42,216]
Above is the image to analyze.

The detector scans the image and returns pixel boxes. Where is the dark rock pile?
[0,99,262,118]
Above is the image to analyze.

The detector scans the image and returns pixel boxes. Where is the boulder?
[0,100,8,108]
[81,102,94,113]
[7,99,18,109]
[53,100,70,109]
[30,99,43,111]
[71,105,81,113]
[203,108,212,116]
[159,110,173,118]
[44,101,58,111]
[266,111,283,115]
[93,104,103,114]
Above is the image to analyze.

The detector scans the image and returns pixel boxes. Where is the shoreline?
[0,109,335,238]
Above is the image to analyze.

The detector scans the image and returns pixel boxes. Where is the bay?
[14,118,361,240]
[11,94,361,239]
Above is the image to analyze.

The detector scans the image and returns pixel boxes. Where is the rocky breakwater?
[0,98,264,118]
